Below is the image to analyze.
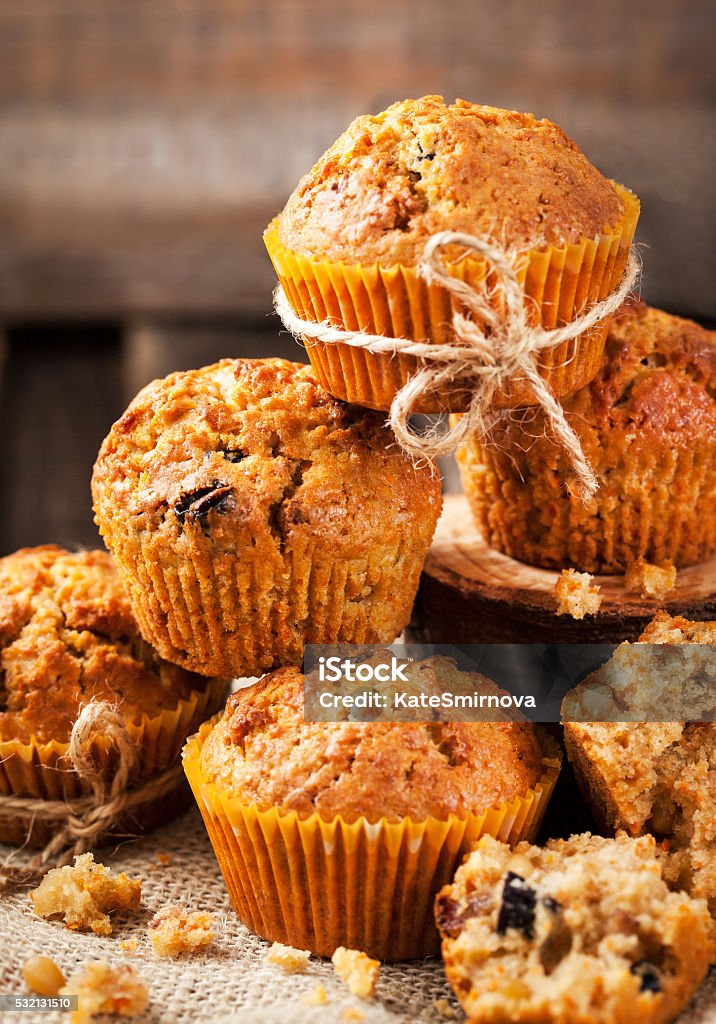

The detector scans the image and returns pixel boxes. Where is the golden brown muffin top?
[491,302,716,454]
[0,545,204,744]
[639,611,716,644]
[275,96,626,265]
[199,665,547,823]
[92,358,441,555]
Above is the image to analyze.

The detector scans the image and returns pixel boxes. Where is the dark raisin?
[631,961,661,994]
[538,907,572,974]
[174,482,233,524]
[496,872,537,939]
[435,892,493,939]
[221,447,246,463]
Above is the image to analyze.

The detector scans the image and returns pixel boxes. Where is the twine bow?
[0,701,184,886]
[274,233,640,499]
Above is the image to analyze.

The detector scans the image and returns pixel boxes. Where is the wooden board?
[408,494,716,643]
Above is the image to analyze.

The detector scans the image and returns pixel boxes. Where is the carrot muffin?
[0,545,224,845]
[436,832,714,1024]
[457,302,716,572]
[183,662,561,959]
[564,613,716,914]
[92,358,441,679]
[265,95,639,411]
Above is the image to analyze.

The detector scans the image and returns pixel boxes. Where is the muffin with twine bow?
[0,545,226,857]
[457,302,716,571]
[265,96,640,488]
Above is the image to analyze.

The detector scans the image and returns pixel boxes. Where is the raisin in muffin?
[564,613,716,915]
[92,359,441,679]
[436,832,714,1024]
[457,302,716,572]
[183,664,560,959]
[0,545,224,844]
[265,96,639,412]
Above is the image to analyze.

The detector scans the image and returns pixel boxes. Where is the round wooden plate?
[408,494,716,644]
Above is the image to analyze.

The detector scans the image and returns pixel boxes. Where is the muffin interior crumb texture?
[60,960,148,1024]
[277,95,625,264]
[148,904,214,958]
[564,614,716,915]
[331,947,380,999]
[624,558,677,600]
[29,853,142,936]
[436,832,715,1024]
[0,545,199,743]
[554,568,602,619]
[266,941,311,974]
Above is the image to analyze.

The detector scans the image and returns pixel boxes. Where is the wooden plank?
[0,0,713,318]
[0,323,124,553]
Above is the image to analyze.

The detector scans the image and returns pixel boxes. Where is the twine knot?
[274,232,640,499]
[1,700,184,886]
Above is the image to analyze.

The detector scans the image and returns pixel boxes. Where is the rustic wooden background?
[0,0,713,552]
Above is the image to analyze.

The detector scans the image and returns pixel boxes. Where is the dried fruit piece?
[174,482,233,524]
[23,956,65,996]
[496,872,537,939]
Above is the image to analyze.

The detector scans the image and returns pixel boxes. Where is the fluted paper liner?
[183,719,562,960]
[457,411,716,572]
[265,184,639,412]
[0,677,227,847]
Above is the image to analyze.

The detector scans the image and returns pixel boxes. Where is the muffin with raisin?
[92,358,442,678]
[436,832,714,1024]
[0,545,224,845]
[457,302,716,572]
[265,95,639,412]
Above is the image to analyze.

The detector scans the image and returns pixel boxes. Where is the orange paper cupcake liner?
[183,720,561,960]
[264,184,639,413]
[0,677,227,847]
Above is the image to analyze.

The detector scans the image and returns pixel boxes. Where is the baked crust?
[277,96,625,264]
[198,664,545,823]
[0,545,202,743]
[458,302,716,572]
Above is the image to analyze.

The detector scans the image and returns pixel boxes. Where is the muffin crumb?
[148,904,214,958]
[554,569,602,619]
[433,997,459,1019]
[266,941,311,974]
[300,984,327,1006]
[625,558,677,599]
[23,955,65,996]
[60,961,148,1024]
[342,1008,365,1022]
[29,853,142,936]
[119,939,138,955]
[331,947,379,999]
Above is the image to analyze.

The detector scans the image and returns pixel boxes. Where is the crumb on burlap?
[266,941,311,974]
[331,947,379,999]
[300,984,328,1006]
[434,996,459,1019]
[156,853,173,866]
[119,939,138,954]
[60,960,148,1024]
[554,568,602,619]
[29,853,142,936]
[625,558,677,600]
[342,1008,365,1022]
[148,904,214,958]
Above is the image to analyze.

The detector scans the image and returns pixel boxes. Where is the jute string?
[0,700,184,886]
[274,233,640,499]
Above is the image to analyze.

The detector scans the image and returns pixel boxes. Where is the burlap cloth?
[1,806,715,1023]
